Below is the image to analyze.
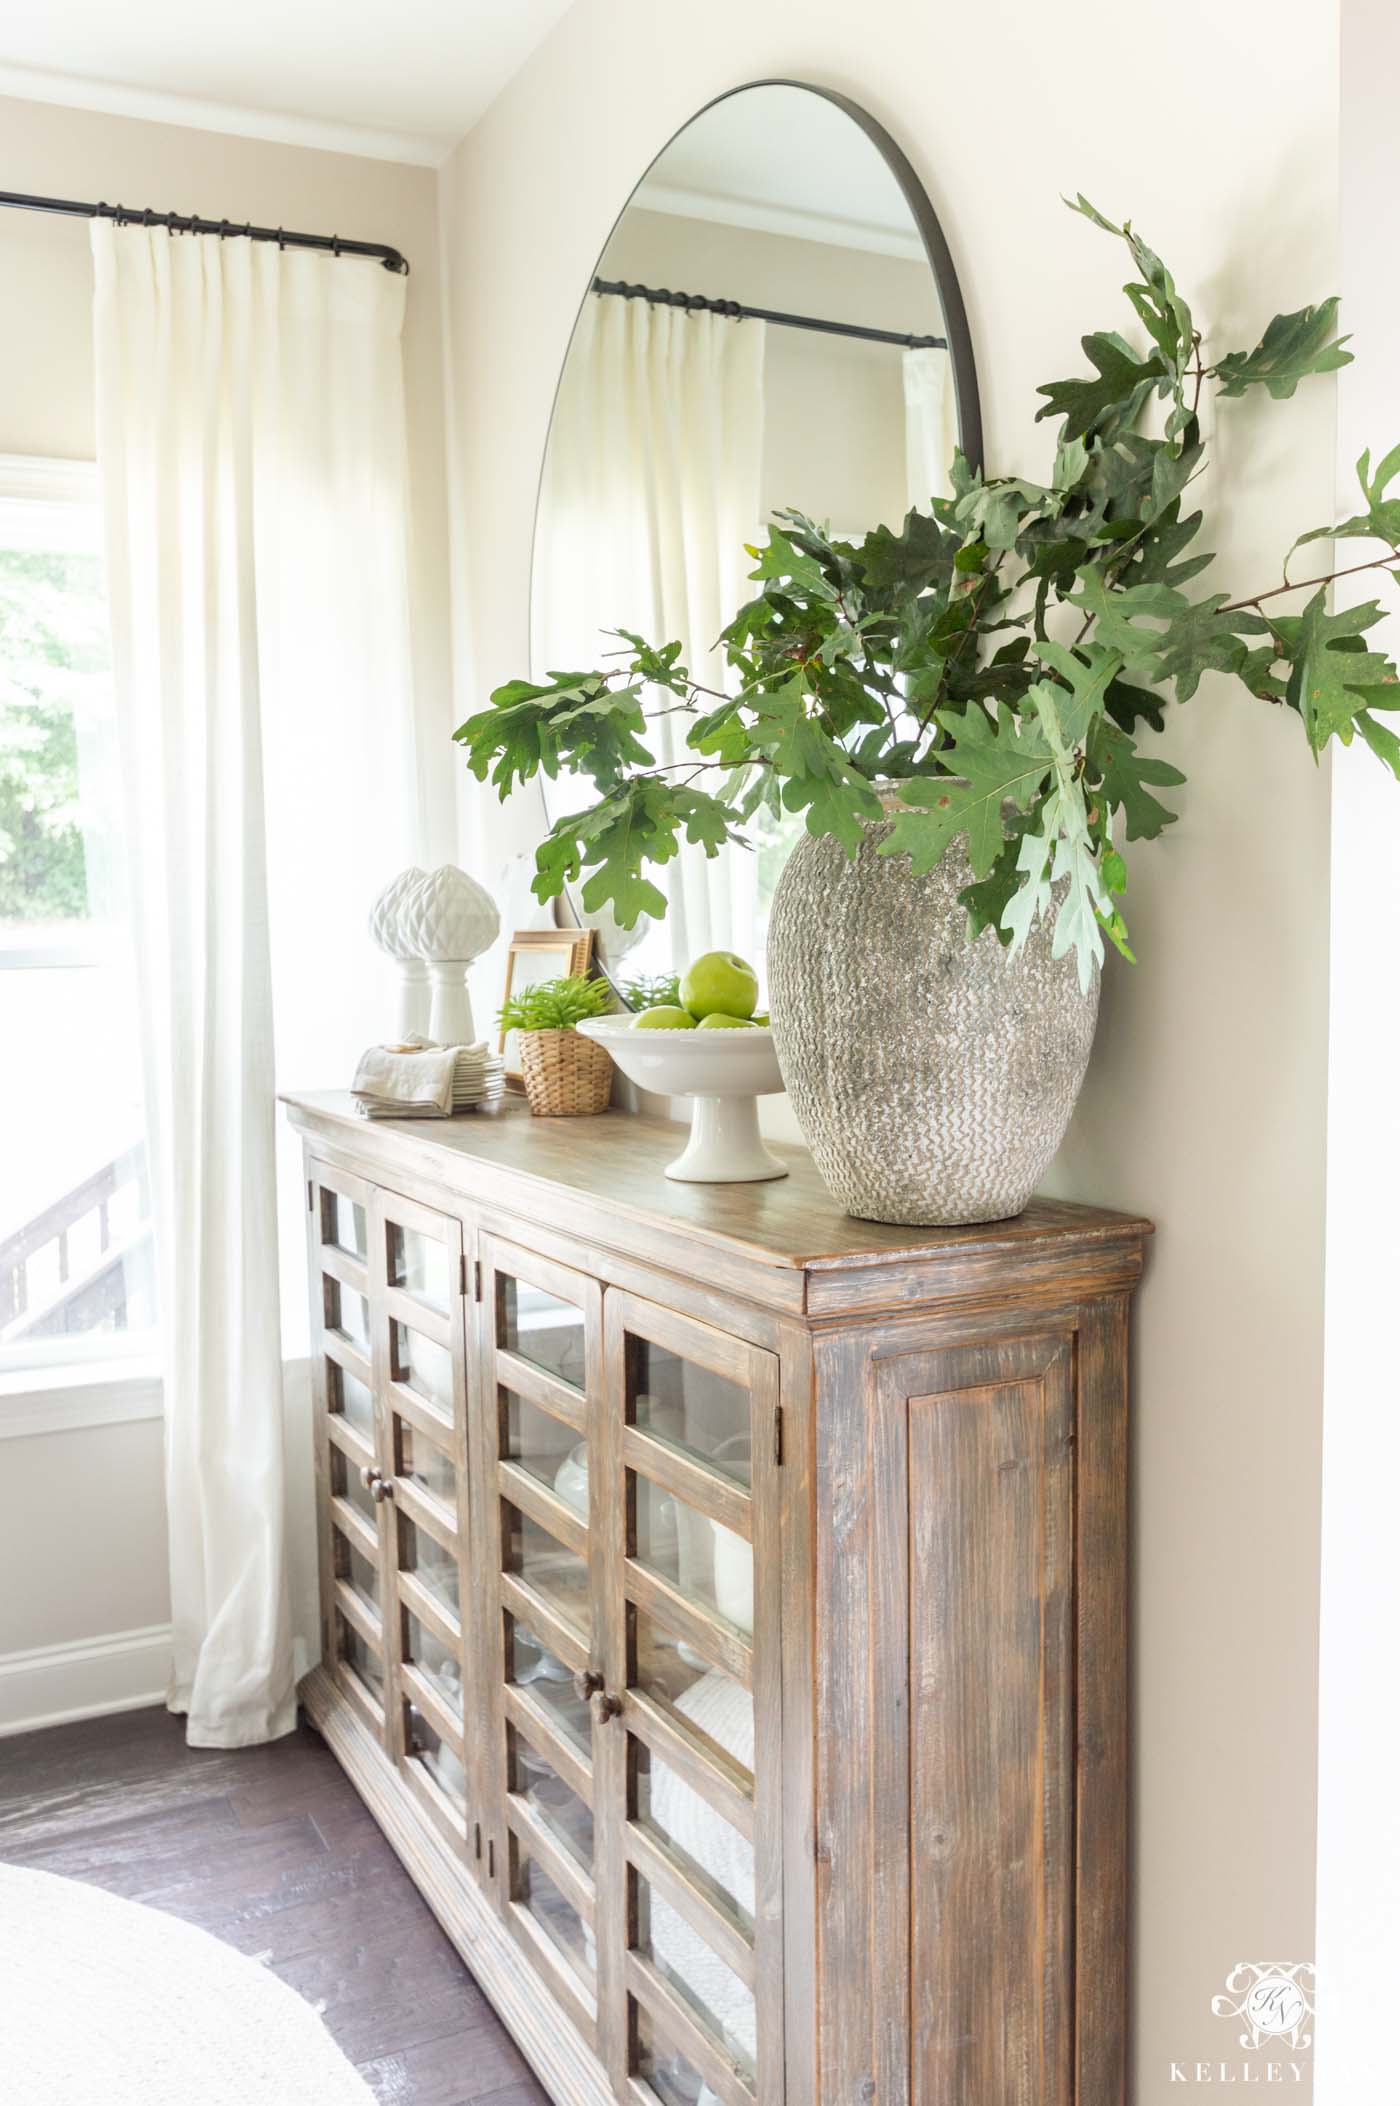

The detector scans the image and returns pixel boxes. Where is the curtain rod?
[0,189,409,274]
[591,275,945,351]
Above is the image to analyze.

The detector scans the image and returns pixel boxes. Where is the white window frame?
[0,452,162,1436]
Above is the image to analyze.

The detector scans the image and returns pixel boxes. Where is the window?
[0,457,157,1382]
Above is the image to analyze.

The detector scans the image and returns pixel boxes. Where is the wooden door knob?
[589,1689,622,1726]
[370,1476,395,1503]
[572,1668,604,1705]
[360,1464,379,1490]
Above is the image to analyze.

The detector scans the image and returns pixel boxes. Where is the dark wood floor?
[0,1704,549,2106]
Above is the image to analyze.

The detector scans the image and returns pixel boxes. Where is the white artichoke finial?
[398,865,501,964]
[369,868,427,961]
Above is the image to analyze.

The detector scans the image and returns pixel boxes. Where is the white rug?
[0,1862,377,2105]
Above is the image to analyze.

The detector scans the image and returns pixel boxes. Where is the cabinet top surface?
[284,1091,1151,1281]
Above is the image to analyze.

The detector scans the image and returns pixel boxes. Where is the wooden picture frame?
[498,928,596,1090]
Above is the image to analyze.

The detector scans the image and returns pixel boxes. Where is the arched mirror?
[531,80,981,1003]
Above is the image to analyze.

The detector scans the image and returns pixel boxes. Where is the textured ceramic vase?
[767,804,1099,1225]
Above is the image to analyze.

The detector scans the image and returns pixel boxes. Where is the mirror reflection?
[531,83,974,1002]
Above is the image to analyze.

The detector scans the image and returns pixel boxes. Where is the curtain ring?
[276,226,286,250]
[218,218,229,240]
[331,232,341,257]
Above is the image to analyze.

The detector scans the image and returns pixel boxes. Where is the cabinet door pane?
[634,1477,753,1635]
[328,1276,371,1354]
[395,1410,458,1509]
[335,1610,384,1706]
[600,1292,782,2106]
[398,1510,461,1616]
[329,1357,375,1443]
[388,1219,453,1312]
[392,1317,455,1417]
[509,1621,593,1758]
[518,1847,596,1992]
[502,1275,589,1392]
[504,1387,585,1504]
[630,1340,752,1488]
[322,1188,367,1262]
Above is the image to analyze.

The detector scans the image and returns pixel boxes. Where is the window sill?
[0,1358,163,1438]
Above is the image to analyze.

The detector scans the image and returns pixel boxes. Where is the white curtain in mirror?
[92,222,420,1747]
[532,293,766,961]
[903,346,958,510]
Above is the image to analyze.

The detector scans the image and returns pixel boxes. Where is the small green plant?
[457,197,1400,989]
[497,974,613,1035]
[620,970,681,1011]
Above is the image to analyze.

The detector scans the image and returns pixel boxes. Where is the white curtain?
[91,223,420,1747]
[532,293,765,960]
[903,346,958,512]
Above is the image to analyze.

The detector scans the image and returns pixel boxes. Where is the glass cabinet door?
[369,1187,477,1857]
[307,1162,390,1739]
[476,1234,605,2054]
[597,1292,784,2106]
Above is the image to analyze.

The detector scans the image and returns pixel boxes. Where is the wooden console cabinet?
[285,1092,1149,2106]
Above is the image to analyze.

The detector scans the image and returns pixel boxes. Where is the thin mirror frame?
[528,78,984,997]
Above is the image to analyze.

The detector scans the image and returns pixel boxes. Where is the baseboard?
[0,1622,172,1737]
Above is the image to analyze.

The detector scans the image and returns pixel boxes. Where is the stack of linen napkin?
[352,1038,506,1119]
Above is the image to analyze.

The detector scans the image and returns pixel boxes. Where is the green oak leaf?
[1088,719,1185,838]
[880,709,1053,879]
[1212,298,1353,400]
[1103,674,1168,735]
[857,510,958,596]
[1152,594,1267,701]
[1035,332,1167,440]
[1280,590,1396,751]
[744,525,838,602]
[1070,572,1185,666]
[1123,502,1213,590]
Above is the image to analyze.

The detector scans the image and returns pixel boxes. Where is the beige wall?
[0,94,453,1705]
[439,3,1335,2097]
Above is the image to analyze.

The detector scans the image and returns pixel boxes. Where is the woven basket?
[518,1028,614,1118]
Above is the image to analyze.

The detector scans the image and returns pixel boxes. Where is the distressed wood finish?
[288,1095,1148,2106]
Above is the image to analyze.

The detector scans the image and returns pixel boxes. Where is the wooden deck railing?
[0,1146,152,1340]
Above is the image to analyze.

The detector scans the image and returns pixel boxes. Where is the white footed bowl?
[575,1017,788,1184]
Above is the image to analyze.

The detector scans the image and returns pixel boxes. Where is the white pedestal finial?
[427,962,476,1049]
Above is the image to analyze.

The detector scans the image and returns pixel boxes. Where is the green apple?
[632,1005,697,1030]
[751,1011,769,1026]
[680,950,759,1022]
[696,1012,755,1030]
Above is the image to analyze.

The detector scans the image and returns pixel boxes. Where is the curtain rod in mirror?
[591,275,947,351]
[0,189,409,274]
